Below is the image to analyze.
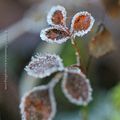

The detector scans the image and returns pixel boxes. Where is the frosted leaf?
[89,27,115,58]
[20,86,56,120]
[25,53,64,78]
[62,70,92,106]
[47,5,67,26]
[71,11,95,37]
[40,27,70,44]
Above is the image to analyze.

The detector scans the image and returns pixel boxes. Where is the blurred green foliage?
[111,83,120,110]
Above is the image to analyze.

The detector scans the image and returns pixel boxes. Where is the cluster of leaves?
[40,5,94,44]
[19,5,116,120]
[20,53,92,120]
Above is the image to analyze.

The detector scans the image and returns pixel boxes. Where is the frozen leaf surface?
[40,27,70,44]
[20,86,56,120]
[47,5,67,26]
[71,11,95,37]
[25,53,64,78]
[62,69,92,105]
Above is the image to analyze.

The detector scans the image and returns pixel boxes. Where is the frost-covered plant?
[20,5,95,120]
[40,5,94,44]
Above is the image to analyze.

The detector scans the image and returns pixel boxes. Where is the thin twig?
[82,106,89,120]
[71,37,87,74]
[71,37,81,67]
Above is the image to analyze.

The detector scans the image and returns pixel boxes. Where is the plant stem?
[71,37,86,73]
[71,37,81,67]
[82,106,89,120]
[71,38,90,120]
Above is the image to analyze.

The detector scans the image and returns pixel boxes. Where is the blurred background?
[0,0,120,120]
